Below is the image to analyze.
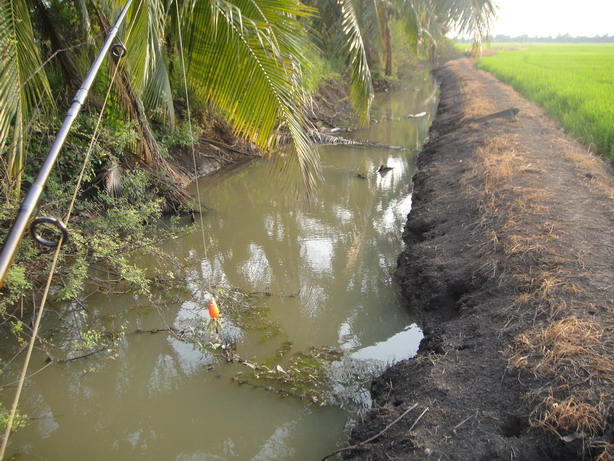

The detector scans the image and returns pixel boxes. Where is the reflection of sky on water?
[240,243,271,285]
[301,237,334,276]
[252,421,296,460]
[147,354,179,395]
[338,317,360,350]
[351,325,423,364]
[375,192,413,236]
[169,337,213,374]
[332,204,353,224]
[36,407,60,439]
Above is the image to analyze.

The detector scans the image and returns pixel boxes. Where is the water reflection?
[2,71,438,460]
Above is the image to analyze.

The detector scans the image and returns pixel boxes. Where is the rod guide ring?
[111,43,127,59]
[30,217,69,248]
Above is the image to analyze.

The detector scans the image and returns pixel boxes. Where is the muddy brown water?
[1,72,437,460]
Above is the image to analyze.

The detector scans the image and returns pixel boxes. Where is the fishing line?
[3,37,101,109]
[174,0,210,264]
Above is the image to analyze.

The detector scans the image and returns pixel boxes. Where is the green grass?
[477,44,614,161]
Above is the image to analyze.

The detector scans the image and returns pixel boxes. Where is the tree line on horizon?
[456,34,614,43]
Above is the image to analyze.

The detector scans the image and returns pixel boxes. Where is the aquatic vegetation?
[0,408,28,433]
[478,44,614,161]
[233,346,344,404]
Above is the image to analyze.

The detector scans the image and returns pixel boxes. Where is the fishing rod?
[0,0,134,289]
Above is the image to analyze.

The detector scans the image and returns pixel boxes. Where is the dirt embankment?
[171,79,354,185]
[346,59,614,460]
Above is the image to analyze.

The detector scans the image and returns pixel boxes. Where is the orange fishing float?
[208,297,220,319]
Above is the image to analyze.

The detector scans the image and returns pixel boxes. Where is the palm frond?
[122,0,175,126]
[73,0,95,45]
[432,0,495,44]
[336,0,374,125]
[0,0,52,193]
[184,0,321,193]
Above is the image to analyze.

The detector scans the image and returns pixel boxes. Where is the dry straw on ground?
[529,395,605,437]
[464,126,614,448]
[507,317,611,377]
[459,77,498,119]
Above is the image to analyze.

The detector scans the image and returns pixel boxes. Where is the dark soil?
[344,59,614,460]
[172,119,262,184]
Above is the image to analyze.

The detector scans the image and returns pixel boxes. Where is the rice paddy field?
[476,44,614,161]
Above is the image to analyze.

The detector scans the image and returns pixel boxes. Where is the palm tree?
[0,0,496,201]
[311,0,495,79]
[1,0,322,198]
[0,0,52,199]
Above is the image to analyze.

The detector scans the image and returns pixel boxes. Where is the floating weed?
[233,301,283,344]
[261,341,294,369]
[231,346,343,404]
[257,322,281,344]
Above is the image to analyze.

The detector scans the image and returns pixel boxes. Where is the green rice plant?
[477,44,614,161]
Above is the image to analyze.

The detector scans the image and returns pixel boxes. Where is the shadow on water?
[1,71,438,460]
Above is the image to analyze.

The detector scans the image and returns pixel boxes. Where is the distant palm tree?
[311,0,495,78]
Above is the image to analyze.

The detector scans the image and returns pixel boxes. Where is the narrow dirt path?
[345,59,614,460]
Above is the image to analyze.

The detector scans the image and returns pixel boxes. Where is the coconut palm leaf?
[0,0,52,192]
[124,0,175,125]
[442,0,495,37]
[395,0,445,50]
[100,0,176,126]
[73,0,94,45]
[183,0,321,192]
[425,0,495,48]
[393,0,494,55]
[336,0,374,125]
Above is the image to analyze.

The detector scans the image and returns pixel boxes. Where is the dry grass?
[507,317,608,375]
[565,148,614,200]
[451,62,614,450]
[433,60,614,461]
[514,271,582,301]
[475,135,522,186]
[593,445,614,461]
[460,79,498,119]
[507,317,614,440]
[502,234,553,264]
[467,135,551,268]
[529,395,605,437]
[546,132,614,201]
[469,133,614,445]
[470,135,549,220]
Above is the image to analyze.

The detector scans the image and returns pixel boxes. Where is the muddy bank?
[345,59,614,460]
[170,80,355,191]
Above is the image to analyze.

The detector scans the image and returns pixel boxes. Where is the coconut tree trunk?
[379,5,393,77]
[38,2,82,92]
[92,3,191,209]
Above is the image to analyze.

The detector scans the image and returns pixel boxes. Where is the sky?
[489,0,614,38]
